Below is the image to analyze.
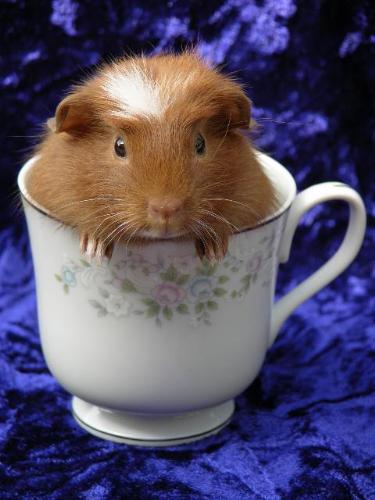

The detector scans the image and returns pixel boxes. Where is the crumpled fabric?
[0,1,374,497]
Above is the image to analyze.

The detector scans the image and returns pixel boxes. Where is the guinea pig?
[27,51,276,261]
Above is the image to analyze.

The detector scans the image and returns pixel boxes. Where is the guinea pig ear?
[46,117,56,133]
[55,94,95,134]
[215,90,251,131]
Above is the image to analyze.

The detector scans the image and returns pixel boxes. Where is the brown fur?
[28,52,276,260]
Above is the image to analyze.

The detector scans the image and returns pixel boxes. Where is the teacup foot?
[72,397,234,447]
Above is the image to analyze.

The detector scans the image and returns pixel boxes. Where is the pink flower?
[246,253,263,273]
[153,282,186,306]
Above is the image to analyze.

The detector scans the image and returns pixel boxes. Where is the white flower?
[188,316,200,328]
[62,254,82,274]
[223,255,242,267]
[246,252,264,273]
[125,267,159,294]
[104,294,131,318]
[80,265,112,289]
[170,255,198,274]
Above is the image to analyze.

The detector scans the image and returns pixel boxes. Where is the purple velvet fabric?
[1,1,374,497]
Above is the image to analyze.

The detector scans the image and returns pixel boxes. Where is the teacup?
[18,153,366,446]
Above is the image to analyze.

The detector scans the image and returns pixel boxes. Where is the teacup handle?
[270,182,366,345]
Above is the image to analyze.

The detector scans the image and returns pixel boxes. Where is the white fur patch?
[103,64,164,118]
[102,62,197,119]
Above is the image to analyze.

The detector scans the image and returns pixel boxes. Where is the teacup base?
[72,397,235,447]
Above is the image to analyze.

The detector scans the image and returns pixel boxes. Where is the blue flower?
[51,0,78,36]
[189,277,214,301]
[61,266,76,287]
[339,32,362,58]
[267,0,296,19]
[297,113,329,138]
[246,14,290,55]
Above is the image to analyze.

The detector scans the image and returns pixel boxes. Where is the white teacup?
[18,153,366,446]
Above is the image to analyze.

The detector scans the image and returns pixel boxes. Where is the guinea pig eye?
[114,137,126,158]
[195,133,205,155]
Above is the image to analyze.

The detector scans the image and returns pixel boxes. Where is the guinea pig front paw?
[80,234,114,262]
[195,235,229,262]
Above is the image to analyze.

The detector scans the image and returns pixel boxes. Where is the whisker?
[91,212,126,239]
[210,115,231,162]
[190,220,208,248]
[55,197,124,218]
[192,217,220,247]
[198,208,239,232]
[203,197,263,220]
[203,197,251,208]
[199,179,242,192]
[101,222,128,247]
[122,219,148,244]
[92,210,137,239]
[109,221,133,246]
[91,213,121,238]
[78,209,117,225]
[99,216,139,245]
[124,224,143,247]
[9,135,43,138]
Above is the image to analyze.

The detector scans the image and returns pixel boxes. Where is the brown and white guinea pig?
[28,51,276,261]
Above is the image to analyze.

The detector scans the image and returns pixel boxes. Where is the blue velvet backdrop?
[0,0,374,498]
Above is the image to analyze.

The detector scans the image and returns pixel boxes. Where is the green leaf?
[198,260,209,275]
[55,274,62,282]
[207,263,218,276]
[207,300,218,310]
[122,279,137,293]
[176,303,189,314]
[198,267,207,276]
[80,259,90,267]
[241,274,251,286]
[142,297,157,306]
[89,299,101,308]
[218,275,229,284]
[98,287,109,299]
[176,274,190,286]
[147,304,160,317]
[160,265,178,282]
[231,290,238,299]
[195,302,205,314]
[97,309,107,317]
[163,306,173,320]
[200,261,218,276]
[240,274,252,292]
[213,287,227,297]
[63,284,69,294]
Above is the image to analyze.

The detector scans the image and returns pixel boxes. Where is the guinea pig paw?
[195,236,229,262]
[79,234,113,263]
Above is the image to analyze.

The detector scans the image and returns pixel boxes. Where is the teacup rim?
[18,152,297,235]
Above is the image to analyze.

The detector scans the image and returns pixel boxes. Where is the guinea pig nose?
[148,198,183,219]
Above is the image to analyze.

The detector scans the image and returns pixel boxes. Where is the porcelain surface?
[18,152,366,442]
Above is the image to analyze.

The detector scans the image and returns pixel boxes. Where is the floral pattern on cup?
[55,265,77,293]
[54,231,276,327]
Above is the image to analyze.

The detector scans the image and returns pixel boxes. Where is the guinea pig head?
[51,53,254,247]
